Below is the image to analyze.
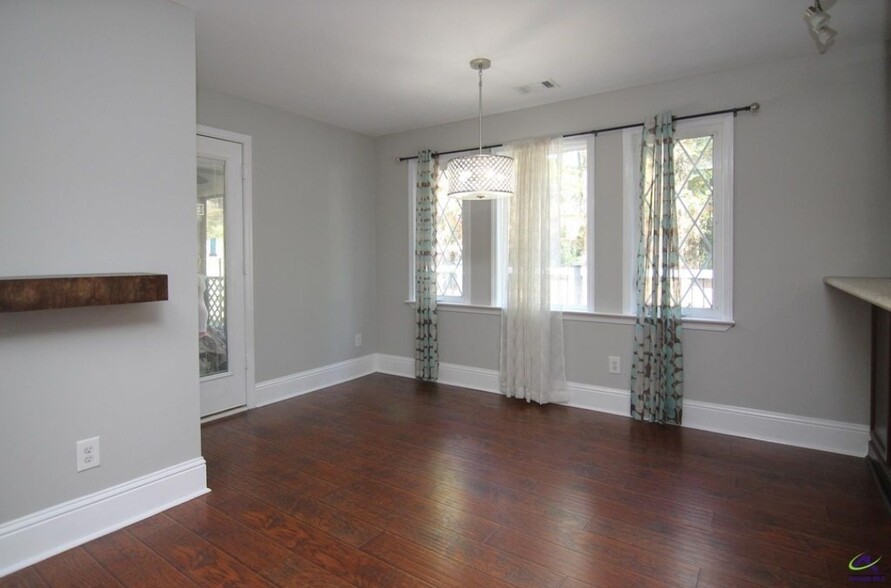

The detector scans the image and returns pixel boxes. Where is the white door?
[197,134,246,417]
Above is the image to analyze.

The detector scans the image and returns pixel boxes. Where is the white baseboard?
[564,380,634,417]
[0,458,208,578]
[373,354,868,457]
[682,399,868,457]
[254,354,377,408]
[376,353,500,392]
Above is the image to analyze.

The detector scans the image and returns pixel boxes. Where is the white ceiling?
[178,0,889,137]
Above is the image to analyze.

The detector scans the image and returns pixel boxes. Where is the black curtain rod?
[397,102,760,162]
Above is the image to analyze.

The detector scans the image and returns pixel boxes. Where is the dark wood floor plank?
[334,408,719,531]
[709,510,881,565]
[207,470,384,548]
[337,478,501,542]
[712,507,891,553]
[207,453,337,499]
[580,503,833,586]
[362,532,515,588]
[209,420,437,496]
[694,567,771,588]
[322,484,504,548]
[490,529,677,588]
[321,487,566,588]
[200,477,246,507]
[380,446,597,527]
[218,493,431,588]
[31,547,122,587]
[486,526,697,588]
[0,566,49,588]
[289,454,365,488]
[620,467,831,523]
[322,445,440,495]
[165,498,355,587]
[82,528,197,587]
[127,514,274,586]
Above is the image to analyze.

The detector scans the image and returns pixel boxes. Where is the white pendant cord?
[478,67,483,155]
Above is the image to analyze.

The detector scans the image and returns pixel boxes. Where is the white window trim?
[407,159,417,303]
[622,113,734,322]
[493,195,507,307]
[585,135,596,312]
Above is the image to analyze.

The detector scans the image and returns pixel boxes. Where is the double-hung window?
[494,137,594,310]
[623,114,734,321]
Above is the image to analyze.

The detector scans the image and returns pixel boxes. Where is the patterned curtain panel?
[415,149,439,381]
[500,137,567,405]
[631,113,685,424]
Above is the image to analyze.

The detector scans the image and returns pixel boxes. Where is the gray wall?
[197,88,377,382]
[375,42,891,424]
[0,0,199,523]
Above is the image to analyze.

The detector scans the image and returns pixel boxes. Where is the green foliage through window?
[674,135,715,309]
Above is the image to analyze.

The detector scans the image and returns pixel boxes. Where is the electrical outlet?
[608,356,621,375]
[76,436,100,472]
[354,333,362,347]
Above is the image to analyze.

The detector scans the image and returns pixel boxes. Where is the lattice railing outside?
[205,277,226,330]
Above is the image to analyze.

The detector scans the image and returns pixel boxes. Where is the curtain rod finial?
[749,102,760,113]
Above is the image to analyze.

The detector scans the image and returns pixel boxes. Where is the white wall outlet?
[76,436,101,472]
[608,356,621,375]
[354,333,362,347]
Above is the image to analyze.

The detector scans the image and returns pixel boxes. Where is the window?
[435,177,467,301]
[552,139,592,310]
[408,151,473,304]
[494,138,594,310]
[623,114,733,321]
[412,143,594,309]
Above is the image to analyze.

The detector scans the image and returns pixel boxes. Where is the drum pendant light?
[444,58,515,200]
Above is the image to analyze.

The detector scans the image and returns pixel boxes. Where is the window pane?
[674,135,715,310]
[552,147,588,308]
[197,156,228,378]
[435,193,463,298]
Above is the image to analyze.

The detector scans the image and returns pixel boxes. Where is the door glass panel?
[198,156,229,377]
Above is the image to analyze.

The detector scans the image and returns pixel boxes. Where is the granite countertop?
[824,277,891,312]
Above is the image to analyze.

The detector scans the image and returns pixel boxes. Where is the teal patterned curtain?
[631,113,684,424]
[415,149,439,381]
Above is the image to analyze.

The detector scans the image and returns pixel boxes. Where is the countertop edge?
[824,276,891,312]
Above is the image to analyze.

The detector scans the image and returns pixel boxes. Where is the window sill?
[404,300,734,331]
[563,311,735,331]
[404,300,500,316]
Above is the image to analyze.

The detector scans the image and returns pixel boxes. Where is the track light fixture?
[803,0,838,54]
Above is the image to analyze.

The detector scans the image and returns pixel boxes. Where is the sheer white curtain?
[500,136,567,404]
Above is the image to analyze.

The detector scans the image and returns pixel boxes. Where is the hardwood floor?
[4,373,890,587]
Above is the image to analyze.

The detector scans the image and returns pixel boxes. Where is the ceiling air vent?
[516,79,560,94]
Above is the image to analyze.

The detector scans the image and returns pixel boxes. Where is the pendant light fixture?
[445,58,515,200]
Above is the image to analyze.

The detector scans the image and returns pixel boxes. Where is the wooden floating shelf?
[0,273,168,312]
